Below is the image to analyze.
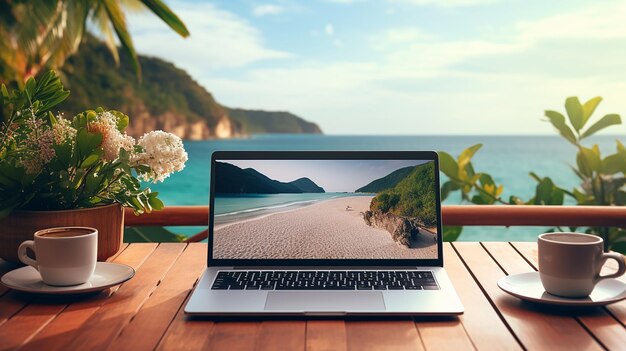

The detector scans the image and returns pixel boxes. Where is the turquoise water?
[214,193,373,226]
[148,134,622,241]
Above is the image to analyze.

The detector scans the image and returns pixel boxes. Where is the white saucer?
[498,272,626,306]
[0,262,135,294]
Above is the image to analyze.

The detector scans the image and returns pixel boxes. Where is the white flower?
[133,131,187,183]
[20,117,55,174]
[52,116,76,145]
[88,111,135,161]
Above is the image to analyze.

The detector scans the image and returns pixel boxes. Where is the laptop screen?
[209,151,442,266]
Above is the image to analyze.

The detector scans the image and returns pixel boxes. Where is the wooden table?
[1,242,624,351]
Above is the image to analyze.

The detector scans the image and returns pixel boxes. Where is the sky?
[221,159,429,192]
[128,0,626,135]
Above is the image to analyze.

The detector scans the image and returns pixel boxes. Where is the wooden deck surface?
[1,242,625,351]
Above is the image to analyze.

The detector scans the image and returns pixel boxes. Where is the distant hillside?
[57,36,322,139]
[215,162,325,194]
[355,166,416,193]
[227,108,322,134]
[290,177,325,193]
[369,162,437,227]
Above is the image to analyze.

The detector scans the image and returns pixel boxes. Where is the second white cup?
[538,232,626,297]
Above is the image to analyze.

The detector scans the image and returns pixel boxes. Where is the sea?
[147,134,622,242]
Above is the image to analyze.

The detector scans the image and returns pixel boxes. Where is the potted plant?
[0,71,187,261]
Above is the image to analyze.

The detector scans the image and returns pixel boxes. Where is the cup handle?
[18,240,38,270]
[596,252,626,283]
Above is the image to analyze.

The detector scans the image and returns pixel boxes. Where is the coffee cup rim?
[34,227,97,239]
[538,232,602,245]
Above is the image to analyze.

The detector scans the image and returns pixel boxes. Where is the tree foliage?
[371,162,438,227]
[442,96,626,253]
[0,0,189,85]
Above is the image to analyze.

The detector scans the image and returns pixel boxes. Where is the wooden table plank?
[62,243,186,351]
[431,243,520,351]
[346,320,424,351]
[1,242,624,351]
[306,320,347,351]
[0,244,129,351]
[507,242,626,350]
[156,294,215,351]
[19,243,158,351]
[453,242,603,350]
[208,321,261,350]
[257,321,306,351]
[107,243,207,351]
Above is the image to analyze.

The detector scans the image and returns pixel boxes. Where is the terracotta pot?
[0,203,125,262]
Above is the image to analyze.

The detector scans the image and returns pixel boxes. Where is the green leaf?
[139,0,190,37]
[438,151,459,180]
[581,114,621,138]
[440,181,458,201]
[84,170,103,194]
[534,177,554,205]
[458,144,482,171]
[478,173,495,187]
[576,151,592,177]
[565,97,584,132]
[550,187,564,205]
[442,226,462,242]
[601,152,626,175]
[52,143,72,169]
[112,111,129,132]
[582,97,602,127]
[102,0,141,78]
[24,76,36,98]
[147,195,164,210]
[80,153,100,168]
[579,146,602,173]
[76,128,102,156]
[471,195,488,204]
[544,110,577,144]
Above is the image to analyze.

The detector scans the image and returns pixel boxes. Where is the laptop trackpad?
[265,291,385,311]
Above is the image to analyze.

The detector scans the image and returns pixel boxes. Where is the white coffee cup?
[538,232,626,297]
[18,227,98,286]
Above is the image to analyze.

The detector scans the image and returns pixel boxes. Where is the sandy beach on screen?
[213,196,437,259]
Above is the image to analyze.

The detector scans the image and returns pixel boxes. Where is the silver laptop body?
[185,151,463,316]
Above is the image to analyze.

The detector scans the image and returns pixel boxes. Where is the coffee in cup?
[538,232,626,297]
[18,227,98,286]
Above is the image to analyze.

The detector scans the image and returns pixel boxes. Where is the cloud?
[516,2,626,42]
[325,24,335,36]
[129,1,292,75]
[388,0,498,7]
[207,2,626,135]
[370,27,432,50]
[128,1,626,135]
[324,0,368,3]
[253,4,285,17]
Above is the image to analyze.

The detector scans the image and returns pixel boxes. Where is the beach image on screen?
[212,159,438,259]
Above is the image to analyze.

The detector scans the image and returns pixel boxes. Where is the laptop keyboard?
[211,270,439,291]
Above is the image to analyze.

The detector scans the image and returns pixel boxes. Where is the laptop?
[185,151,463,316]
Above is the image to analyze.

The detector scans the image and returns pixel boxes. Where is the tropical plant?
[440,96,626,253]
[0,0,189,85]
[0,70,187,218]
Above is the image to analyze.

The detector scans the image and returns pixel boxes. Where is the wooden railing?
[124,205,626,242]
